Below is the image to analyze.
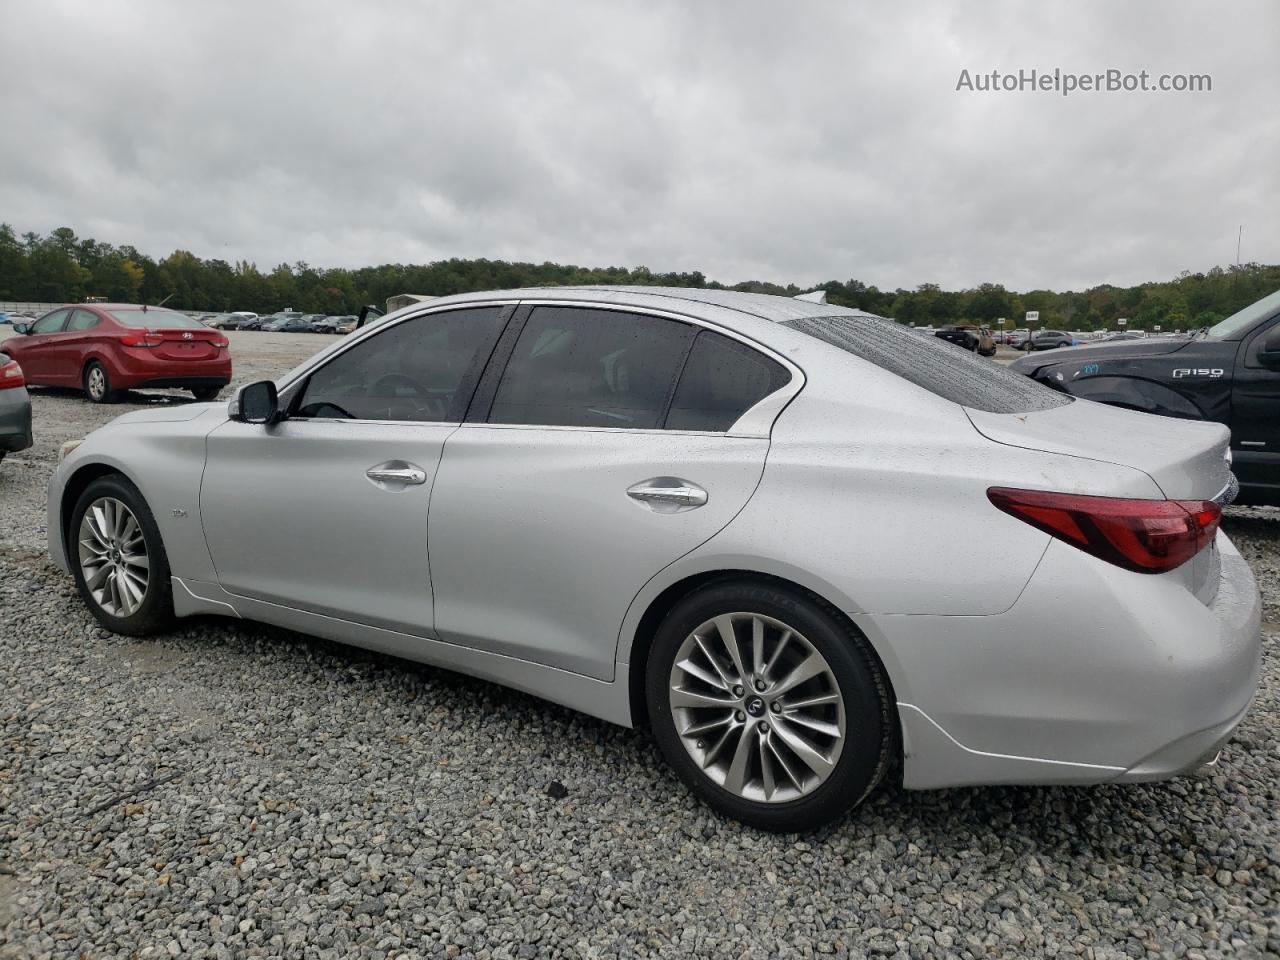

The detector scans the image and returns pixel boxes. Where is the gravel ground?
[1,332,1277,959]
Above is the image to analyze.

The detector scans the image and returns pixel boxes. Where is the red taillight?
[0,358,24,389]
[213,338,228,349]
[988,487,1221,574]
[120,329,164,347]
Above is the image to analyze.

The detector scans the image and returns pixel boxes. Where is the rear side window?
[784,315,1071,414]
[67,309,100,332]
[666,330,791,431]
[489,307,694,429]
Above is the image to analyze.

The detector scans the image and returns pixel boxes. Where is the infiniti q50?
[48,287,1260,830]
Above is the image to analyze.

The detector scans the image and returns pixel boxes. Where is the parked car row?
[934,325,996,356]
[206,311,357,333]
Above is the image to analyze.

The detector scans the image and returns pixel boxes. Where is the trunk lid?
[148,328,225,361]
[966,399,1233,500]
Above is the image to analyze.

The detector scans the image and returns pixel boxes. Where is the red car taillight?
[0,357,24,389]
[987,487,1221,574]
[120,330,164,347]
[213,338,229,349]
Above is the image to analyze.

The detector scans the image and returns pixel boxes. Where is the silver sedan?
[48,287,1260,830]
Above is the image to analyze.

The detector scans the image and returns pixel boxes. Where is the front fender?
[49,410,223,581]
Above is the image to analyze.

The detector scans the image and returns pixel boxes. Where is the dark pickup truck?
[1010,288,1280,506]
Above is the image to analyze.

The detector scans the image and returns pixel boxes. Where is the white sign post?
[1118,318,1127,327]
[1025,311,1039,325]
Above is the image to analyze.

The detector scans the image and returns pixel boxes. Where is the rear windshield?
[783,315,1071,414]
[108,309,208,330]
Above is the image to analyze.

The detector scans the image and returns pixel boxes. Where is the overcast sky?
[2,0,1276,291]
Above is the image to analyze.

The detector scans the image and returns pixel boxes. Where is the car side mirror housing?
[11,323,29,335]
[229,380,280,424]
[1258,330,1280,368]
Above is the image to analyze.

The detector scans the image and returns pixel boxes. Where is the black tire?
[69,474,176,636]
[83,361,118,404]
[191,385,222,402]
[646,580,893,832]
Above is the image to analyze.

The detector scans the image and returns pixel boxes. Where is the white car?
[47,287,1260,829]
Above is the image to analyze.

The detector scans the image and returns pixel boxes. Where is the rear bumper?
[132,376,229,391]
[111,349,231,390]
[871,532,1261,789]
[1113,695,1250,782]
[0,387,33,453]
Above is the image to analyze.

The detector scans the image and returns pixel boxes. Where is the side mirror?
[229,380,279,424]
[1258,330,1280,368]
[12,323,29,335]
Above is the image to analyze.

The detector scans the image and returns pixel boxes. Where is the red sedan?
[2,303,232,403]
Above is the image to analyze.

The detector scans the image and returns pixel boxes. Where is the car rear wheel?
[191,385,222,402]
[70,474,175,635]
[83,361,117,404]
[646,580,893,831]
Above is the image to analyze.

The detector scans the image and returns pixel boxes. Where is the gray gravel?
[1,332,1278,959]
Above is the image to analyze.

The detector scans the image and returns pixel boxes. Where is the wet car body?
[47,286,1260,829]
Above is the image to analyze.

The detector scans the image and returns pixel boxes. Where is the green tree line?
[2,224,1276,331]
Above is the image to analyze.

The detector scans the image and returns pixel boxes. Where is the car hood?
[967,399,1233,500]
[1010,337,1190,373]
[108,403,223,426]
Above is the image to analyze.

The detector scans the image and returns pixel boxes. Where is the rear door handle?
[627,477,708,513]
[366,460,428,487]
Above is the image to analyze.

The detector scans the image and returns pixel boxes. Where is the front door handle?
[627,477,708,513]
[366,460,428,488]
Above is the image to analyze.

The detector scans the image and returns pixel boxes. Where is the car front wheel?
[70,474,175,635]
[646,580,893,831]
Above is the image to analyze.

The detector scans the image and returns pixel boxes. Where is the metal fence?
[0,302,64,316]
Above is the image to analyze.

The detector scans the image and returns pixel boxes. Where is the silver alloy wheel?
[668,612,845,803]
[87,365,106,400]
[77,497,149,617]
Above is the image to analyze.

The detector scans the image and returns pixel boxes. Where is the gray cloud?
[1,0,1276,290]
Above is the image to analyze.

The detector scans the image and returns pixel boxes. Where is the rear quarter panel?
[616,364,1164,674]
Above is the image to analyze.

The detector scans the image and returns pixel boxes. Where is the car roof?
[413,285,887,328]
